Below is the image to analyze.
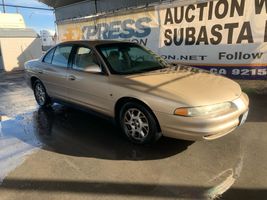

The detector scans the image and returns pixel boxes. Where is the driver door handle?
[68,75,76,81]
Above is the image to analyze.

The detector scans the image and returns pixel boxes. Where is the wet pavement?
[0,72,266,200]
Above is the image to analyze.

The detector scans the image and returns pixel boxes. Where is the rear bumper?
[24,72,32,89]
[155,93,249,141]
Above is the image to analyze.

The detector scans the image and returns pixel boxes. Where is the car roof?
[58,40,137,48]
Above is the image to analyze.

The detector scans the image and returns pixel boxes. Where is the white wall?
[0,37,42,71]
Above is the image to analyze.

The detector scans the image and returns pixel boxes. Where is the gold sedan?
[25,40,249,144]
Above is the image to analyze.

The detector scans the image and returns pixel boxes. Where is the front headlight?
[174,102,233,117]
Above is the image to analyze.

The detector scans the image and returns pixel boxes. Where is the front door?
[65,46,113,116]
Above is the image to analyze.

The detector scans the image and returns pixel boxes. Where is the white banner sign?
[58,0,267,79]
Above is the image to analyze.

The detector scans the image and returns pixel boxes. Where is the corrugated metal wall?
[55,0,172,21]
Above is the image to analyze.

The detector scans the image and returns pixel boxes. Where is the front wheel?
[33,80,51,108]
[119,102,161,144]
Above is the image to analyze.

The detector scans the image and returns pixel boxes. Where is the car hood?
[121,68,242,107]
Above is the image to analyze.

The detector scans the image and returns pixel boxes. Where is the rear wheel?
[119,102,161,144]
[33,80,51,108]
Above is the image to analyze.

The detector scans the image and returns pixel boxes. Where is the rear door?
[40,45,73,99]
[65,45,113,116]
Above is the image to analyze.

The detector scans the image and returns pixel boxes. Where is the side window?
[51,45,72,68]
[73,47,100,71]
[43,48,55,64]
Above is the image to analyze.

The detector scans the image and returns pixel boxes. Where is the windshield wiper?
[118,66,167,75]
[138,66,167,73]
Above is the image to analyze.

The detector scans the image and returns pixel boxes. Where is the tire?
[119,102,161,144]
[33,80,51,108]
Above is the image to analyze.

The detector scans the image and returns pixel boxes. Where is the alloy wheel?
[123,108,150,142]
[35,83,46,106]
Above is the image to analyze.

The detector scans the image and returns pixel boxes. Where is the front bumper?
[155,93,249,141]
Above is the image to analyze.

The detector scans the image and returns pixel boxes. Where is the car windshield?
[96,43,169,75]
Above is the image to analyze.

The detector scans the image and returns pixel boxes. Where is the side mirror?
[84,64,102,73]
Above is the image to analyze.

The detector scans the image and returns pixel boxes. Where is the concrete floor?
[0,72,266,200]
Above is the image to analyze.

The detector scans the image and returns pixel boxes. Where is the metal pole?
[1,0,5,13]
[95,0,97,14]
[0,4,53,11]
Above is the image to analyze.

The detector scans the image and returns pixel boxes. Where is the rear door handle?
[68,75,76,81]
[38,70,43,74]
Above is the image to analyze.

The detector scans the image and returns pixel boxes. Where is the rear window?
[51,46,72,68]
[43,48,55,64]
